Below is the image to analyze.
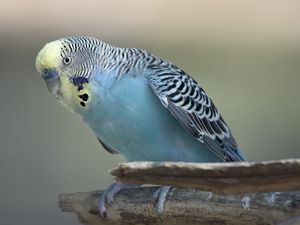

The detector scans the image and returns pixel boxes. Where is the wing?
[146,63,244,162]
[97,137,119,154]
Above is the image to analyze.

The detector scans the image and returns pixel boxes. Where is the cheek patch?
[72,77,89,86]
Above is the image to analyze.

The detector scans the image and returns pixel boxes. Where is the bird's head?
[35,37,101,108]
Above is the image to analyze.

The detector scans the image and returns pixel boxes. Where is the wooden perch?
[59,159,300,225]
[59,189,300,225]
[111,159,300,194]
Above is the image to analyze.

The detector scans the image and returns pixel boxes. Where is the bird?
[35,36,244,218]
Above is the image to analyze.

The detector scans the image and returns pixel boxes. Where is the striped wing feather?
[147,63,243,162]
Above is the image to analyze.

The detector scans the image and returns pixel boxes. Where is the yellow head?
[35,36,101,111]
[35,40,63,74]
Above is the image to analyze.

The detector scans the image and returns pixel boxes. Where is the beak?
[41,69,60,96]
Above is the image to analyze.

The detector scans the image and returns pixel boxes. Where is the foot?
[153,186,172,216]
[99,182,139,219]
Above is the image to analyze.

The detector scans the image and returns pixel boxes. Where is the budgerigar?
[36,36,244,217]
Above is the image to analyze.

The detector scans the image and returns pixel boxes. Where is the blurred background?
[0,0,299,224]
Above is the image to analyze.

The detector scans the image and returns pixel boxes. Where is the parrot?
[35,36,244,218]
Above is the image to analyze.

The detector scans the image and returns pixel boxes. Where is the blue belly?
[81,75,220,162]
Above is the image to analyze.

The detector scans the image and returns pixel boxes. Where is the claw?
[98,182,139,219]
[153,186,172,216]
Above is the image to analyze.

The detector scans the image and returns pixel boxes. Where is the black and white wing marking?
[147,64,244,162]
[97,137,119,154]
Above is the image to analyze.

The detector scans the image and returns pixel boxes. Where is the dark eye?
[63,56,72,65]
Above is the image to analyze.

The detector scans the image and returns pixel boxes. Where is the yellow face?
[36,39,92,112]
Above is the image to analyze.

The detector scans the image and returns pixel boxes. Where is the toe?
[98,182,140,218]
[154,186,172,216]
[99,195,107,219]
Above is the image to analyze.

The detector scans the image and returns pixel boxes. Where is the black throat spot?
[77,85,84,91]
[79,93,89,102]
[70,77,90,108]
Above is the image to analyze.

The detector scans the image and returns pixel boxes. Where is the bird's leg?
[153,186,172,216]
[99,182,140,219]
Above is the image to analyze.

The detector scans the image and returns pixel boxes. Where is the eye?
[63,56,72,65]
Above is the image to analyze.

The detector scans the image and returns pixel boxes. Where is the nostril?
[42,69,49,77]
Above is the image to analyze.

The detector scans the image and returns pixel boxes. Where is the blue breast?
[80,73,221,162]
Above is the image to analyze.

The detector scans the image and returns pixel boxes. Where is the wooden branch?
[59,188,300,225]
[59,159,300,224]
[110,159,300,195]
[277,216,300,225]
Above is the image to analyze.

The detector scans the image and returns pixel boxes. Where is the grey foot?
[153,186,172,216]
[99,182,139,219]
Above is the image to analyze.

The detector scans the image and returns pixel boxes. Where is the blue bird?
[35,36,244,217]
